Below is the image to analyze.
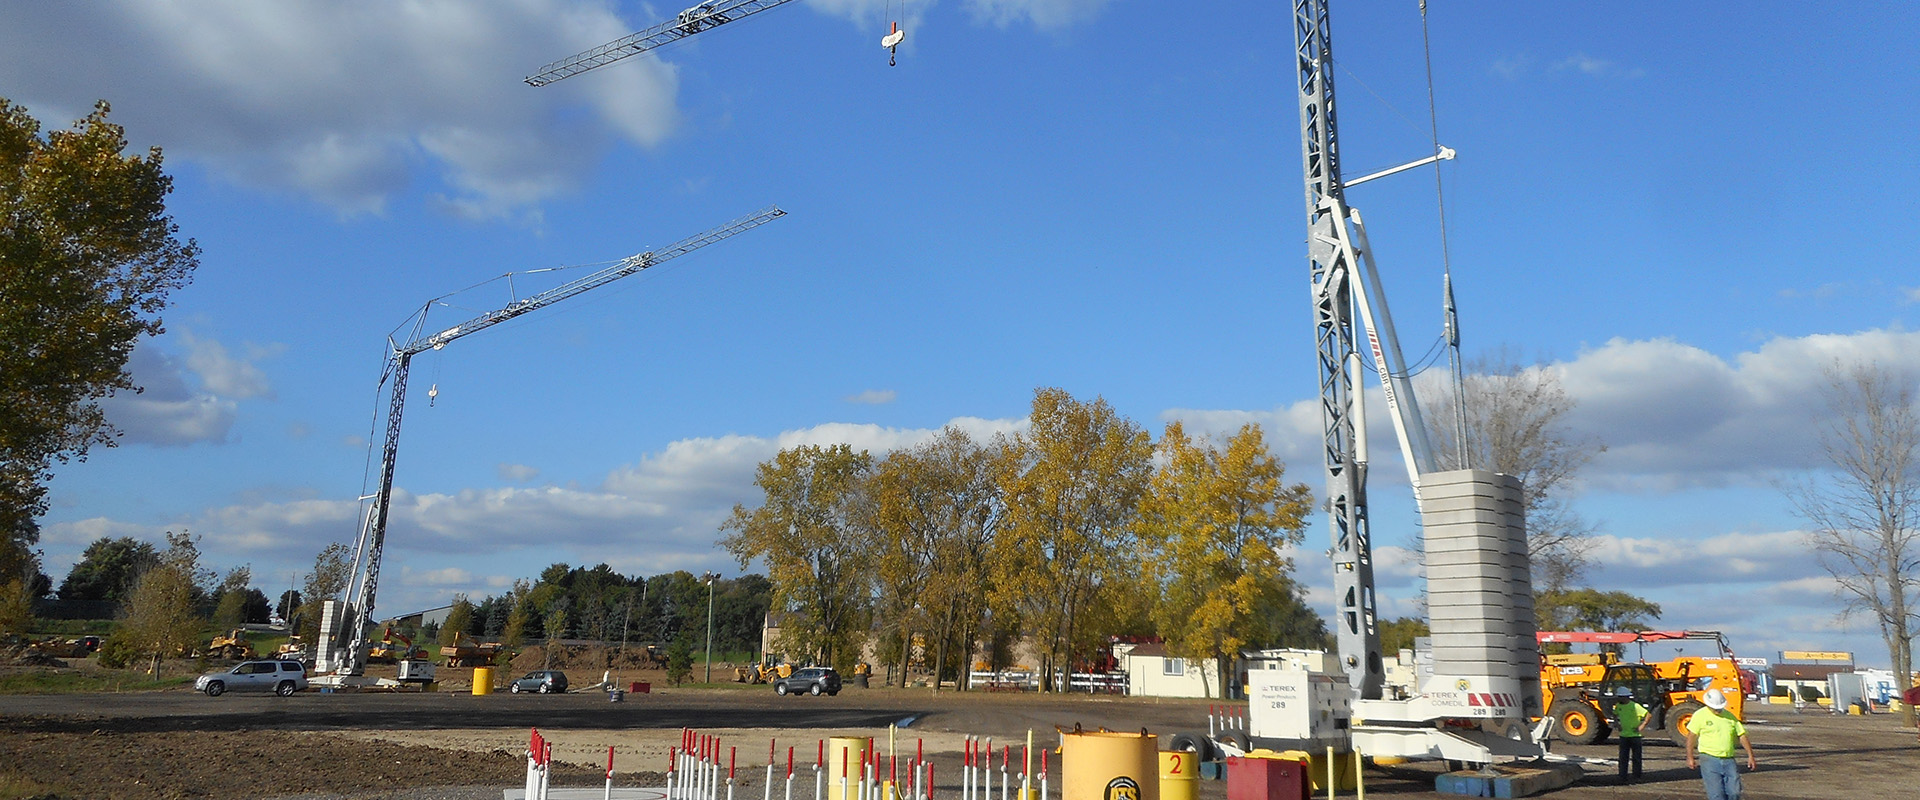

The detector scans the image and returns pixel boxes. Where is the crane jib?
[331,205,785,677]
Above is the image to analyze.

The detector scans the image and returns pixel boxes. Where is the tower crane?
[525,0,800,86]
[1236,0,1548,767]
[319,205,786,679]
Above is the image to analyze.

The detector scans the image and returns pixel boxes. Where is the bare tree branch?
[1789,360,1920,729]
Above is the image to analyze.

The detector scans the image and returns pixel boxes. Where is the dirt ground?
[0,665,1914,800]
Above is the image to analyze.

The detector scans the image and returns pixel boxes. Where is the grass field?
[0,670,192,694]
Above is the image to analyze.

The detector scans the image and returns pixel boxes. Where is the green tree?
[541,599,570,670]
[1139,422,1315,696]
[501,579,533,651]
[298,543,352,643]
[56,536,158,604]
[992,388,1153,685]
[0,577,31,638]
[118,531,209,676]
[1377,616,1430,656]
[721,443,874,668]
[0,99,199,536]
[1538,588,1662,632]
[440,594,475,647]
[211,566,251,628]
[666,633,695,685]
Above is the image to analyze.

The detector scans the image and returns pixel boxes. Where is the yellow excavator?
[367,627,424,664]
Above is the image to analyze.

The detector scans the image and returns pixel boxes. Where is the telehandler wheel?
[1667,701,1706,748]
[1213,729,1251,756]
[1552,701,1605,745]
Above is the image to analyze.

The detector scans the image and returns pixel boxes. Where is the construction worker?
[1611,686,1649,783]
[1685,688,1756,800]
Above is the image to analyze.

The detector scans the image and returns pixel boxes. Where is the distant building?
[383,604,455,631]
[1113,641,1224,699]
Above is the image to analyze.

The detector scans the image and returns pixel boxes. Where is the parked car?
[196,659,308,697]
[774,666,841,696]
[510,670,569,694]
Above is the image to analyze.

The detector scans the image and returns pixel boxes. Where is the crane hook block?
[883,21,903,65]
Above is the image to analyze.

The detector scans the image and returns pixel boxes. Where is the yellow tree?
[119,531,211,677]
[1138,422,1314,696]
[722,443,873,668]
[866,426,1007,689]
[992,388,1152,686]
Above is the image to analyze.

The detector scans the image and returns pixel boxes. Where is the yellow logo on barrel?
[1105,776,1141,800]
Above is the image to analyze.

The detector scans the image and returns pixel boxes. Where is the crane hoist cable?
[882,0,908,66]
[1420,0,1470,468]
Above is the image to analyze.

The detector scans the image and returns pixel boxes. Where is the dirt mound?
[0,644,68,668]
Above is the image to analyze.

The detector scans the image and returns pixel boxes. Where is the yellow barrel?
[1156,752,1196,800]
[472,667,494,696]
[1062,731,1157,800]
[828,736,871,800]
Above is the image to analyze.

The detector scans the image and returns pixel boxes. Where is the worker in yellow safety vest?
[1685,689,1756,800]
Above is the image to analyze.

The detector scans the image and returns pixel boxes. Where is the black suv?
[774,666,841,696]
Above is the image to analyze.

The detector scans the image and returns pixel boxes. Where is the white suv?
[196,659,309,696]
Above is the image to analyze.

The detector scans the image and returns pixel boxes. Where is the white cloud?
[1586,530,1818,588]
[99,333,283,446]
[0,1,679,217]
[100,343,239,446]
[496,463,542,482]
[1901,287,1920,305]
[1560,330,1920,489]
[805,0,1110,32]
[40,415,1027,610]
[1491,54,1531,80]
[180,332,277,399]
[964,0,1112,29]
[1554,53,1613,76]
[845,389,898,405]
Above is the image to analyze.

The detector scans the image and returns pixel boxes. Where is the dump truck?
[1538,630,1747,746]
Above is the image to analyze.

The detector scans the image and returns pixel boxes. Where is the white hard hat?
[1703,688,1728,710]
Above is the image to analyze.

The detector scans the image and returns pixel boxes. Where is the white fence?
[1052,671,1128,694]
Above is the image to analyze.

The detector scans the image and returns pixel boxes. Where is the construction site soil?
[0,664,1913,800]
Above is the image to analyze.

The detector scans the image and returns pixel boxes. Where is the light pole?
[701,571,718,684]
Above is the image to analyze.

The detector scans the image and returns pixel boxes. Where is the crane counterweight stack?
[317,206,786,682]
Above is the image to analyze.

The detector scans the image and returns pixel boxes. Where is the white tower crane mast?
[323,206,786,678]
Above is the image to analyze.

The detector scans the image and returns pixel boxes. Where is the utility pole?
[701,572,719,683]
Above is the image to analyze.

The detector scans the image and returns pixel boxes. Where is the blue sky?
[5,1,1918,667]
